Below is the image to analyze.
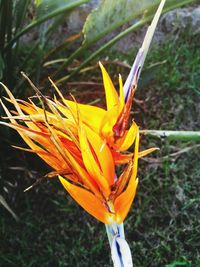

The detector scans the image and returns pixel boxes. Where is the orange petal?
[112,88,135,139]
[59,176,114,224]
[84,125,115,185]
[12,145,66,171]
[44,122,101,197]
[112,150,133,165]
[112,161,133,199]
[78,120,111,198]
[114,127,139,224]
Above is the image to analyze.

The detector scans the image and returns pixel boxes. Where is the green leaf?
[83,0,159,45]
[14,0,31,33]
[6,0,91,47]
[166,260,188,267]
[36,0,88,19]
[55,0,195,82]
[0,53,5,80]
[83,0,196,46]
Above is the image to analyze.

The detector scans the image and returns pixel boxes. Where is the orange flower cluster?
[0,63,156,224]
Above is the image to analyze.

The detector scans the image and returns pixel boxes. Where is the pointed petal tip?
[118,74,123,84]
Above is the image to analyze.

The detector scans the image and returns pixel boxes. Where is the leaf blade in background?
[6,0,91,48]
[14,0,31,34]
[55,0,196,83]
[83,0,160,45]
[83,0,196,46]
[35,0,89,19]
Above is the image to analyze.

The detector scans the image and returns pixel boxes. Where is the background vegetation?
[0,1,200,266]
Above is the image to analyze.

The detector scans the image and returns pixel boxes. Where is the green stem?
[140,130,200,141]
[105,223,132,267]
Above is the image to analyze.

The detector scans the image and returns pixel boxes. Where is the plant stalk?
[140,130,200,141]
[105,223,133,267]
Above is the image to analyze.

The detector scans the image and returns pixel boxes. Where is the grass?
[0,33,200,266]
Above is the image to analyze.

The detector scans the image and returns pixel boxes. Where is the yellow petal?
[59,99,106,132]
[139,147,159,158]
[115,121,137,151]
[100,104,120,144]
[119,74,125,108]
[99,62,119,111]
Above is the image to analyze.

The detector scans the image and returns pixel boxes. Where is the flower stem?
[140,130,200,141]
[105,223,125,248]
[105,223,132,267]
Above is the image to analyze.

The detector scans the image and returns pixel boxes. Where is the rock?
[161,6,200,35]
[192,6,200,34]
[161,8,193,33]
[67,0,100,33]
[116,5,200,52]
[161,8,195,34]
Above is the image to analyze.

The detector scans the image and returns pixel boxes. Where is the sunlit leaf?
[36,0,90,19]
[83,0,195,46]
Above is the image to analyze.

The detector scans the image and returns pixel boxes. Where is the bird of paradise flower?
[0,63,156,225]
[0,0,165,266]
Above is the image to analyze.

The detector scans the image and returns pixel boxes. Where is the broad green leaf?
[55,0,195,83]
[6,0,91,47]
[36,0,89,19]
[83,0,196,46]
[14,0,31,33]
[83,0,160,45]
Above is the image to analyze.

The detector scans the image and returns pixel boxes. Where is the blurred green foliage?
[0,0,90,95]
[0,0,196,95]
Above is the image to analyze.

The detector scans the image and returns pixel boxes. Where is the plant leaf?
[56,0,195,83]
[14,0,31,33]
[36,0,88,19]
[0,52,5,80]
[6,0,90,47]
[83,0,196,46]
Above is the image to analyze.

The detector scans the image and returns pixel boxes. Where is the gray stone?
[192,6,200,34]
[67,0,100,33]
[161,8,193,34]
